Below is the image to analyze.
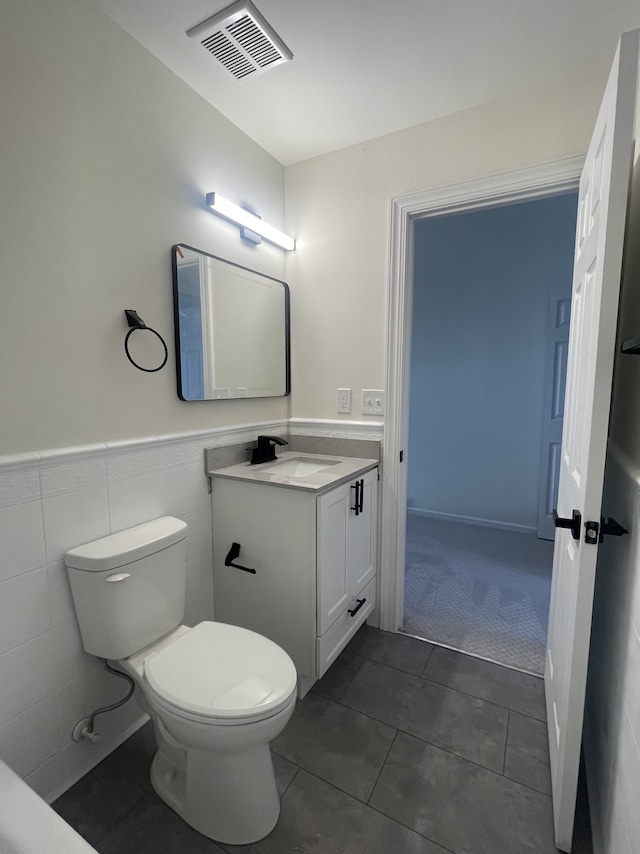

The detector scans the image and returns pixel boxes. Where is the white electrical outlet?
[362,389,385,415]
[337,388,352,413]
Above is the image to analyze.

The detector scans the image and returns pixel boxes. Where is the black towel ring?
[123,310,168,373]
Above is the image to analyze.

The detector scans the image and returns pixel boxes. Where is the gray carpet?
[403,513,553,674]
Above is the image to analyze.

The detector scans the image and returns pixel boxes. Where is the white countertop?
[208,451,378,493]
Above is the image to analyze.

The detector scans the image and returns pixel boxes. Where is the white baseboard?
[407,506,537,535]
[26,713,149,806]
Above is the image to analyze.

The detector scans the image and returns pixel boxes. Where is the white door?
[545,29,638,852]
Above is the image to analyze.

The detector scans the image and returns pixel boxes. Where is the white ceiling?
[91,0,640,165]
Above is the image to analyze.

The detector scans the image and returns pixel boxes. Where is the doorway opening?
[379,158,584,664]
[402,194,578,674]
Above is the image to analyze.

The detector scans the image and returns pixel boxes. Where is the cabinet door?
[316,482,350,635]
[347,468,377,595]
[317,468,378,636]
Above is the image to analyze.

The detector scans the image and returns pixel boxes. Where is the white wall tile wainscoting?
[0,419,381,805]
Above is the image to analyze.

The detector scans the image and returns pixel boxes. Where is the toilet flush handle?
[105,572,131,582]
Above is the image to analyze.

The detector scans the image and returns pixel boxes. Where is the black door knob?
[553,509,582,541]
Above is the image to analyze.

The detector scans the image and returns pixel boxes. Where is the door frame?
[379,155,585,632]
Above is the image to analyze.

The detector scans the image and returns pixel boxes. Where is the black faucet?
[250,435,288,465]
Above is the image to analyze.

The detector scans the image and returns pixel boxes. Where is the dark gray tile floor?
[53,626,593,854]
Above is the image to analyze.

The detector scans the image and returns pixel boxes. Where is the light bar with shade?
[205,192,295,251]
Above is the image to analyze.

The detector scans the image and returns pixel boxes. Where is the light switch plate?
[362,389,385,415]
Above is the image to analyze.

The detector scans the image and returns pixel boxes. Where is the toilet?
[64,517,297,846]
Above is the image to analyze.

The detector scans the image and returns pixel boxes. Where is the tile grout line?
[502,709,511,777]
[88,786,148,848]
[421,671,546,720]
[300,766,459,854]
[278,764,300,800]
[318,658,553,795]
[355,653,545,721]
[103,752,158,797]
[328,685,555,801]
[323,693,510,782]
[365,725,400,805]
[333,651,367,701]
[270,745,386,808]
[421,640,436,672]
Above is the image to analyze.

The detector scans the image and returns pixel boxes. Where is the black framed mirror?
[172,244,290,401]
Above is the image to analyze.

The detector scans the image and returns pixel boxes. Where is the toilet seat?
[143,621,297,725]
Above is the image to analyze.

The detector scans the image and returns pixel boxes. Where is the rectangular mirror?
[172,244,290,401]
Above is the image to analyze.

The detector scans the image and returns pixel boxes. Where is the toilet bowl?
[123,621,296,844]
[65,518,297,845]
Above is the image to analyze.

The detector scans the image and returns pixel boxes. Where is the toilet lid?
[143,622,297,721]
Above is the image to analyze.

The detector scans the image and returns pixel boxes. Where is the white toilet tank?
[65,517,188,660]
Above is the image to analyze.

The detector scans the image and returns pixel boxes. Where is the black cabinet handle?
[351,478,365,516]
[351,480,361,516]
[224,542,256,574]
[348,597,366,617]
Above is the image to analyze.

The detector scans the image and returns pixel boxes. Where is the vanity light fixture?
[205,192,295,251]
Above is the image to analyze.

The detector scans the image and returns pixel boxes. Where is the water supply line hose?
[73,660,136,743]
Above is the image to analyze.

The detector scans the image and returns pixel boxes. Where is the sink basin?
[261,457,341,477]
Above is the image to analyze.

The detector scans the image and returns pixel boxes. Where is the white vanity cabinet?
[211,463,377,693]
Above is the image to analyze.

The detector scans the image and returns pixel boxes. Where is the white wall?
[407,194,577,532]
[284,75,604,422]
[0,0,289,456]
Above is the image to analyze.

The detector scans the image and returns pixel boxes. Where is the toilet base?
[150,741,280,845]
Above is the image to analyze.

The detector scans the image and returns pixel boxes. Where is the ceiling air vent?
[187,0,293,81]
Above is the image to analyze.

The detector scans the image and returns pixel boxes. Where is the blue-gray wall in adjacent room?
[408,192,578,531]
